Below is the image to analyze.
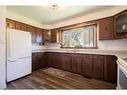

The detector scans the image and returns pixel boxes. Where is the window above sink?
[60,24,97,48]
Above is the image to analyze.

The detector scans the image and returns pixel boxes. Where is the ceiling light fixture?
[48,5,61,10]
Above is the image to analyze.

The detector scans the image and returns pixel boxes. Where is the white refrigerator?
[7,29,32,82]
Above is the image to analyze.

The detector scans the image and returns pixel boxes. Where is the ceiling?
[7,6,114,24]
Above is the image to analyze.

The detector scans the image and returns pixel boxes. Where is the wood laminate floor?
[6,68,116,89]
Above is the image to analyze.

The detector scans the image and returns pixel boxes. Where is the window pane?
[62,25,96,48]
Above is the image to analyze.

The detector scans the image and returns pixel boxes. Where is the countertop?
[32,49,127,68]
[32,49,127,58]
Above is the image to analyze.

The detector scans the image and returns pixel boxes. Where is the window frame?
[60,24,97,49]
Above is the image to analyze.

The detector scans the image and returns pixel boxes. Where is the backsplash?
[44,43,61,49]
[32,43,46,50]
[32,38,127,51]
[98,39,127,50]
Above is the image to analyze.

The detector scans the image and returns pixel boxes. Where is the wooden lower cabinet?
[46,53,52,67]
[60,53,71,71]
[47,53,71,72]
[32,52,117,83]
[38,52,46,68]
[32,52,46,71]
[71,54,82,74]
[92,55,105,80]
[82,55,93,77]
[104,55,117,83]
[54,53,62,69]
[32,53,38,71]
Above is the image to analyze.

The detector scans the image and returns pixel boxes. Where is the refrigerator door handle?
[7,57,18,62]
[8,60,18,62]
[18,56,31,59]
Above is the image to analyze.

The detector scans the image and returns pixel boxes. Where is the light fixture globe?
[49,5,60,10]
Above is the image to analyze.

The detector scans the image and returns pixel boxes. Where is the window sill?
[60,47,98,49]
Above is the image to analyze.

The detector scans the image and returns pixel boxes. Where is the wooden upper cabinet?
[44,29,51,43]
[6,18,16,29]
[51,29,57,43]
[99,17,114,40]
[43,29,58,43]
[36,28,44,44]
[27,25,36,43]
[15,22,27,31]
[114,9,127,39]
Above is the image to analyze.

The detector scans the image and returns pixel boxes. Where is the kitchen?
[0,5,127,90]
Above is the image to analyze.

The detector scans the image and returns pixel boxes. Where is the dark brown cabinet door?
[32,52,46,72]
[71,54,82,74]
[55,53,62,69]
[92,55,105,80]
[27,25,36,43]
[46,53,52,67]
[32,53,38,71]
[60,53,71,72]
[114,9,127,39]
[104,55,117,83]
[6,18,16,29]
[44,30,51,43]
[51,53,57,68]
[51,29,57,43]
[38,53,46,68]
[15,22,27,31]
[99,17,114,40]
[46,53,56,67]
[36,28,44,44]
[43,29,57,43]
[82,55,93,77]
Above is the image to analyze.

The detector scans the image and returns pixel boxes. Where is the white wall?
[6,11,50,29]
[32,43,46,50]
[0,6,6,89]
[98,39,127,50]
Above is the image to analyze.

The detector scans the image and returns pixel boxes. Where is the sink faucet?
[74,45,78,52]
